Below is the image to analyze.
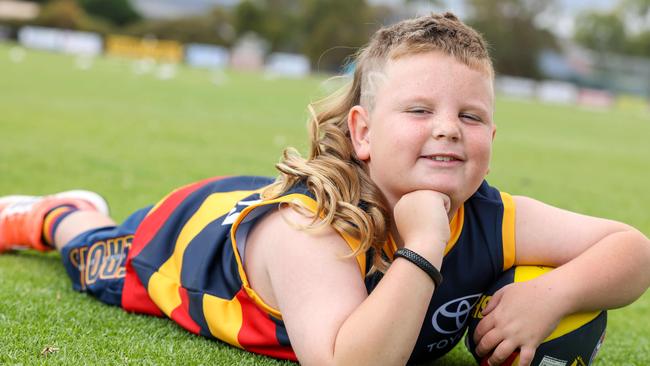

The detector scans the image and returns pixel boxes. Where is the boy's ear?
[486,124,496,175]
[347,105,371,160]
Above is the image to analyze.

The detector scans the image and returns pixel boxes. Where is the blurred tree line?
[465,0,557,79]
[25,0,139,31]
[14,0,650,75]
[574,0,650,57]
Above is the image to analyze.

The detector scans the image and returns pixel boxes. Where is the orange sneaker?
[0,190,109,252]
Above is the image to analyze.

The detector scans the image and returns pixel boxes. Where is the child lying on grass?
[1,12,649,366]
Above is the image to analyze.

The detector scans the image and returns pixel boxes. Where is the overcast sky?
[131,0,617,38]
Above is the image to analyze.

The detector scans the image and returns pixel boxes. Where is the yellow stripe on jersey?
[203,293,244,348]
[383,234,398,260]
[148,189,263,315]
[338,230,367,275]
[500,192,516,271]
[445,205,465,256]
[147,271,183,316]
[514,266,601,342]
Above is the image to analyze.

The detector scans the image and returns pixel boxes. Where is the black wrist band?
[393,248,443,288]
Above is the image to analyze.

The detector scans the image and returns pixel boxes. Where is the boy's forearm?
[331,259,437,366]
[547,229,650,314]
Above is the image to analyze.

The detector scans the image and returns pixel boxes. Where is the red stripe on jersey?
[122,267,163,315]
[121,176,227,314]
[170,287,201,334]
[236,290,297,361]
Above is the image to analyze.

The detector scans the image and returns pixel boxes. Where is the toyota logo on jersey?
[431,293,482,335]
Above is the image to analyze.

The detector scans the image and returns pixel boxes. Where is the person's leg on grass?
[0,190,112,253]
[0,189,150,307]
[52,210,115,251]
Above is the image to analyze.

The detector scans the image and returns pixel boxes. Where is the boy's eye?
[407,108,430,114]
[460,113,482,122]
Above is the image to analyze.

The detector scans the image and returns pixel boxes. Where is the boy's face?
[350,51,495,210]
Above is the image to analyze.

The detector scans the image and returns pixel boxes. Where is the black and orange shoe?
[0,190,109,252]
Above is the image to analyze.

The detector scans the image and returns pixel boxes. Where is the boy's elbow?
[638,231,650,286]
[626,227,650,291]
[633,227,650,260]
[607,228,650,307]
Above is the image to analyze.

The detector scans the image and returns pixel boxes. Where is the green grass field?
[0,42,648,365]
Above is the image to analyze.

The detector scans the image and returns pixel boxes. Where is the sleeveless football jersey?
[375,180,516,363]
[120,176,514,363]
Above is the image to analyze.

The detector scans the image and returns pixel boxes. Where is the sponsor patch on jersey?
[539,355,568,366]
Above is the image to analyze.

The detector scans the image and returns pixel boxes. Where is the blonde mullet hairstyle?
[262,12,493,274]
[262,69,393,273]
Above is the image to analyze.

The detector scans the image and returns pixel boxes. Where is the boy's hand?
[472,279,566,366]
[393,190,451,265]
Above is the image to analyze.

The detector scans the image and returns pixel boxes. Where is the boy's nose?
[431,117,460,141]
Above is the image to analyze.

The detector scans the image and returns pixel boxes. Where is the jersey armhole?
[500,192,516,271]
[230,193,367,319]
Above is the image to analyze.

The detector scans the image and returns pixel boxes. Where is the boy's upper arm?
[250,206,368,365]
[512,195,632,267]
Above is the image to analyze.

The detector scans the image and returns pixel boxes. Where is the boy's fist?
[393,190,450,266]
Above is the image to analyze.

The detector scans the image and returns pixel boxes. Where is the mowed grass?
[0,42,648,365]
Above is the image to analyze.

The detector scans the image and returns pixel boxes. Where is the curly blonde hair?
[263,12,493,273]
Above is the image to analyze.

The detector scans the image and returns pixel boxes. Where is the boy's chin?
[412,182,457,196]
[414,176,484,198]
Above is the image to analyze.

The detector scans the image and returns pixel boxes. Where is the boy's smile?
[349,51,496,214]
